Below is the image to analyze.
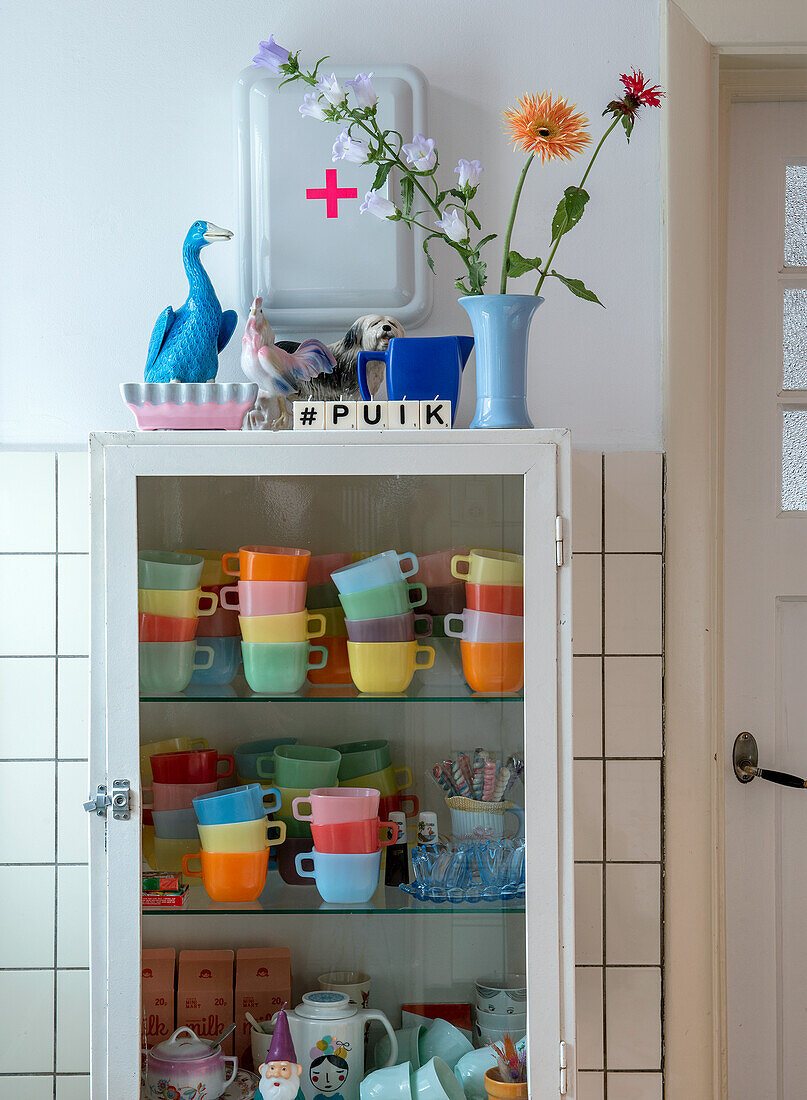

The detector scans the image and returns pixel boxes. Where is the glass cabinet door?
[89,433,574,1100]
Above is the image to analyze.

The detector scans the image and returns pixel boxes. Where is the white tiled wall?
[0,452,90,1100]
[0,449,664,1099]
[572,452,664,1100]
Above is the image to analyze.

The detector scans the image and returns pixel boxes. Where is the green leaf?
[455,278,472,295]
[449,188,465,201]
[506,250,542,278]
[466,209,481,231]
[551,186,590,241]
[467,259,488,295]
[549,270,604,306]
[400,175,414,216]
[371,161,393,191]
[436,190,448,205]
[422,234,440,275]
[621,114,635,142]
[476,233,497,250]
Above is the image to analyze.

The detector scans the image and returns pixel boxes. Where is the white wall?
[676,0,807,44]
[1,0,662,449]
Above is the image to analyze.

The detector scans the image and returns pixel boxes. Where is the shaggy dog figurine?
[277,314,405,401]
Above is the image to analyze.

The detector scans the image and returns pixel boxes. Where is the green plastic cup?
[258,744,342,786]
[339,581,427,621]
[138,551,204,591]
[335,739,391,781]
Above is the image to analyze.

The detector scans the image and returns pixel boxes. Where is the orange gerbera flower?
[503,92,590,163]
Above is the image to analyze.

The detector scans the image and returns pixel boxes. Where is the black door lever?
[733,731,807,788]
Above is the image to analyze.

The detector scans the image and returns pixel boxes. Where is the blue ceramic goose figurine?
[144,221,238,383]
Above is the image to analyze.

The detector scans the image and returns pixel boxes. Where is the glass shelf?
[139,676,523,703]
[142,880,526,916]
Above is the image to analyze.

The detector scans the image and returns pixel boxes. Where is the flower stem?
[499,153,534,294]
[534,115,620,296]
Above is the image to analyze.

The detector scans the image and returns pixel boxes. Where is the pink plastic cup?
[142,779,218,812]
[444,608,524,643]
[308,553,352,588]
[412,547,469,588]
[292,786,380,825]
[219,580,308,616]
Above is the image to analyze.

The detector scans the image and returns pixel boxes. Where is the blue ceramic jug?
[357,336,474,425]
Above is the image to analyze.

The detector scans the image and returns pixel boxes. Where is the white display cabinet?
[87,431,575,1099]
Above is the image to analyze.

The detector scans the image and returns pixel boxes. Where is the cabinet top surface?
[90,428,570,448]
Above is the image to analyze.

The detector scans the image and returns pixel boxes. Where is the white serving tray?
[234,63,432,338]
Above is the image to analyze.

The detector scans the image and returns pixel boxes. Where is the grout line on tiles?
[574,756,663,762]
[0,759,88,764]
[53,451,59,1097]
[659,454,667,1096]
[575,653,663,659]
[0,655,89,660]
[600,453,608,1095]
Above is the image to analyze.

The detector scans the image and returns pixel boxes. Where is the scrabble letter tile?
[388,401,420,430]
[357,402,387,429]
[293,401,325,429]
[326,401,357,430]
[420,400,451,428]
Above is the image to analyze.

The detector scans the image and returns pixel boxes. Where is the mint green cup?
[258,744,342,786]
[335,739,392,781]
[139,641,214,693]
[242,641,327,694]
[138,551,204,591]
[339,581,427,621]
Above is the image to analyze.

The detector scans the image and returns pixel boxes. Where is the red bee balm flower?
[620,69,664,108]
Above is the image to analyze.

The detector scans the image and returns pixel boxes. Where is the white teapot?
[275,992,398,1100]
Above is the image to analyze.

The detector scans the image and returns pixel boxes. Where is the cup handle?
[219,585,239,610]
[181,853,202,879]
[397,552,418,580]
[193,645,215,670]
[256,755,275,782]
[267,820,287,846]
[379,820,397,846]
[407,583,427,609]
[294,851,317,878]
[141,787,153,810]
[399,795,420,818]
[307,645,328,670]
[362,1012,398,1068]
[414,645,435,671]
[306,613,326,640]
[451,554,471,580]
[217,755,235,779]
[393,766,413,791]
[190,739,209,750]
[443,614,465,638]
[262,788,282,814]
[221,552,240,578]
[414,613,433,638]
[292,797,313,822]
[196,591,218,617]
[505,804,525,838]
[223,1057,238,1089]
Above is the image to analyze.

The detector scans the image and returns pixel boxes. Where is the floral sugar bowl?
[146,1025,238,1099]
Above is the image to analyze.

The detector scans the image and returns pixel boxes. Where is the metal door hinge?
[83,779,131,820]
[555,516,565,567]
[559,1040,567,1095]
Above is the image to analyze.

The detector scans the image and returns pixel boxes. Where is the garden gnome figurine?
[259,1004,303,1100]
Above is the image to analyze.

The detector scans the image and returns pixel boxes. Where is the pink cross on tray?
[306,169,358,218]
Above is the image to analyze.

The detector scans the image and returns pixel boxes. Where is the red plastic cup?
[150,749,235,784]
[379,793,420,820]
[138,613,199,643]
[465,583,524,617]
[311,817,396,854]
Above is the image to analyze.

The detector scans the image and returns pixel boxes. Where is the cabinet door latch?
[559,1040,567,1095]
[83,779,131,820]
[555,516,565,567]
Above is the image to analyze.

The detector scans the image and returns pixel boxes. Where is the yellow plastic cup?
[238,611,326,643]
[346,641,435,694]
[198,817,286,853]
[339,764,414,796]
[138,588,218,618]
[450,549,524,586]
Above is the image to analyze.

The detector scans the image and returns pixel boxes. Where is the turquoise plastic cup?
[138,551,204,591]
[241,641,327,694]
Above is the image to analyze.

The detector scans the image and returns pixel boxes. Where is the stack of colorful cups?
[449,550,524,693]
[183,549,243,685]
[332,551,437,694]
[220,546,328,693]
[140,735,209,827]
[306,554,352,685]
[292,787,394,903]
[143,748,234,868]
[415,547,468,619]
[184,783,285,902]
[138,552,219,692]
[257,745,342,885]
[335,739,420,822]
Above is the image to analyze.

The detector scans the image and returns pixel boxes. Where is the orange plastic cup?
[308,636,352,685]
[182,847,270,902]
[221,546,311,582]
[459,641,524,694]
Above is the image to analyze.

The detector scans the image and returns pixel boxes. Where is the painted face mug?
[330,550,419,595]
[317,970,371,1009]
[450,549,524,587]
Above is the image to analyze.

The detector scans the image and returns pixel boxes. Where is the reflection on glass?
[783,288,807,391]
[782,407,807,510]
[785,166,807,267]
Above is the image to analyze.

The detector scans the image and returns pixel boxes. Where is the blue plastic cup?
[330,551,419,596]
[190,636,242,686]
[193,783,280,825]
[294,848,382,903]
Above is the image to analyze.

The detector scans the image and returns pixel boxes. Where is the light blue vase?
[458,294,543,429]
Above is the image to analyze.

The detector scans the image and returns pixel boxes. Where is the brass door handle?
[733,732,807,788]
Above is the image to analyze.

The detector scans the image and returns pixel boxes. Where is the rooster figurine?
[241,297,335,430]
[144,221,238,384]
